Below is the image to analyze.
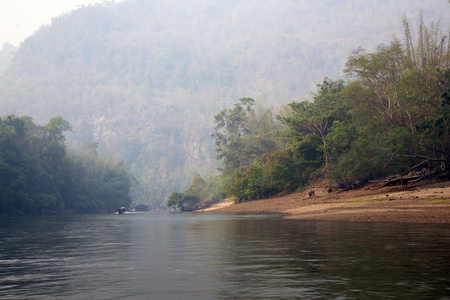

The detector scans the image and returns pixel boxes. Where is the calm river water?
[0,212,449,299]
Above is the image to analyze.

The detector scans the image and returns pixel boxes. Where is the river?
[0,212,449,299]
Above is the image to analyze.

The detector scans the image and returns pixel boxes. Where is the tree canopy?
[190,14,450,204]
[0,115,132,216]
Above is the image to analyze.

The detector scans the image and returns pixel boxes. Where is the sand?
[202,180,450,223]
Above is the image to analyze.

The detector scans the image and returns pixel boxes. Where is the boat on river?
[117,207,126,214]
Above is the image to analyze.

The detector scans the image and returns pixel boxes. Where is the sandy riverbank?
[202,180,450,223]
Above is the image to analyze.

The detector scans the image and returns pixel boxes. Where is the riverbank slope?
[204,180,450,223]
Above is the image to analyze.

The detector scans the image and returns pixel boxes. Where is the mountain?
[0,0,448,208]
[0,43,17,74]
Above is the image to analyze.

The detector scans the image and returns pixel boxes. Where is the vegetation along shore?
[1,3,449,217]
[169,13,450,220]
[204,180,450,223]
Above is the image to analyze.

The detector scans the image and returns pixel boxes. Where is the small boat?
[117,207,126,214]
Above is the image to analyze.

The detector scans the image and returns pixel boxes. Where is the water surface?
[1,212,449,299]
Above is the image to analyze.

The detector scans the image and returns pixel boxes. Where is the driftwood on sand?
[369,167,449,189]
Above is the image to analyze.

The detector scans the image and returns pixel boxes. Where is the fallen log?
[373,175,422,189]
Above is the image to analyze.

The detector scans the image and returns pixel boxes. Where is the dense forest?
[0,0,448,209]
[169,14,450,209]
[0,115,132,216]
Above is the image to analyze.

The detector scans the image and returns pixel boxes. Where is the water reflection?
[0,213,449,299]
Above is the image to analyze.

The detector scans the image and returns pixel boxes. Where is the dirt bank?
[204,180,450,223]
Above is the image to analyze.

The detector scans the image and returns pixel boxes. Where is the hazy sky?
[0,0,123,47]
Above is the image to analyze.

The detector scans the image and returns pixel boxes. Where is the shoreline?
[202,180,450,223]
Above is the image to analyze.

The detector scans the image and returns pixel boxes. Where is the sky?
[0,0,123,47]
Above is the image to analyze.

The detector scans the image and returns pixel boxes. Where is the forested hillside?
[0,43,16,74]
[0,0,448,208]
[169,14,450,209]
[0,115,132,216]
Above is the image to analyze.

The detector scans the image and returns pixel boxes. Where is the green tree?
[167,191,200,211]
[341,16,450,181]
[278,78,347,171]
[44,115,72,145]
[212,98,281,171]
[212,98,252,169]
[0,115,133,216]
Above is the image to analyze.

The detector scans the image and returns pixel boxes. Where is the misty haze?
[1,1,450,298]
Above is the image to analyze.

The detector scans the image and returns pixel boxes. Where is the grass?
[424,199,450,204]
